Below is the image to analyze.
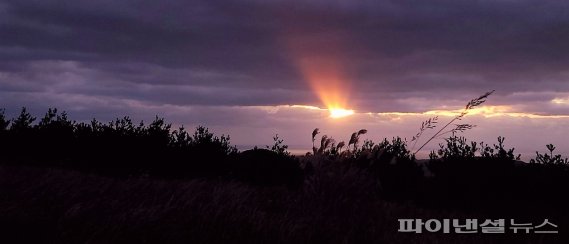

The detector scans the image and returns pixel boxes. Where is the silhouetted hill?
[1,107,568,242]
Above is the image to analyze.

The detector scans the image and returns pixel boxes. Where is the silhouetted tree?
[10,107,35,132]
[0,109,10,131]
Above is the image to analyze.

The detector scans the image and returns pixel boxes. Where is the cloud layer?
[1,0,568,157]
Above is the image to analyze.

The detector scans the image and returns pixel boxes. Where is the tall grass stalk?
[413,90,494,155]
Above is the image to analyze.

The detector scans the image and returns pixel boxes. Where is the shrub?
[429,134,478,160]
[479,136,521,161]
[530,144,569,165]
[234,148,303,187]
[266,134,290,157]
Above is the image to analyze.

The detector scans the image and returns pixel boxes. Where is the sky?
[1,0,568,159]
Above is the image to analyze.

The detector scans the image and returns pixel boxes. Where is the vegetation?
[0,107,300,186]
[5,164,549,244]
[1,99,569,242]
[412,90,494,154]
[530,144,569,165]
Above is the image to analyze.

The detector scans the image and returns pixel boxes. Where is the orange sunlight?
[285,34,355,119]
[296,56,354,117]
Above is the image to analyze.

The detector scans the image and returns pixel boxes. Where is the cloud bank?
[1,0,568,157]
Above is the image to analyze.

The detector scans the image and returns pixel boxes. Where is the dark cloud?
[1,0,569,115]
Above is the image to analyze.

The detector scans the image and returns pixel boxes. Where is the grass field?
[0,163,565,244]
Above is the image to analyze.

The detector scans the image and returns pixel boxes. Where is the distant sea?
[236,145,310,156]
[236,145,538,162]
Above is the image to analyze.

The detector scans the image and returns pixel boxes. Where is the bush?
[0,108,298,185]
[530,144,569,165]
[233,148,303,187]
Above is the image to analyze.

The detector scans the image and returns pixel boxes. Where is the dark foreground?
[1,109,568,243]
[0,164,565,244]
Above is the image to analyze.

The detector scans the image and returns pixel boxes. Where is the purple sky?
[1,0,568,159]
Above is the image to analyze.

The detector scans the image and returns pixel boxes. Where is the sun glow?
[284,32,356,121]
[329,108,355,118]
